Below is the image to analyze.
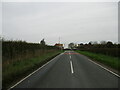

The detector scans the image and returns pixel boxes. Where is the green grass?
[3,51,62,89]
[76,50,120,71]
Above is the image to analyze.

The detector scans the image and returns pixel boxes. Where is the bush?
[2,40,59,65]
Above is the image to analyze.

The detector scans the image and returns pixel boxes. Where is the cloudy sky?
[2,2,118,47]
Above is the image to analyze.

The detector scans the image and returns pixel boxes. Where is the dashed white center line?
[70,55,71,59]
[70,61,74,74]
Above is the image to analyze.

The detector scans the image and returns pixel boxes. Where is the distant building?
[54,43,64,49]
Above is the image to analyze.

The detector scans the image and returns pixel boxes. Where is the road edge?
[77,52,120,78]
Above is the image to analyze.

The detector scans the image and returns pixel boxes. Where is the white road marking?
[70,55,71,59]
[88,59,120,78]
[9,53,64,89]
[70,61,74,74]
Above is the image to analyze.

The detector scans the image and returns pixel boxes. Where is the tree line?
[69,41,120,57]
[2,39,60,65]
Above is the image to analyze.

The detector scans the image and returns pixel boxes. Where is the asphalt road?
[11,51,119,88]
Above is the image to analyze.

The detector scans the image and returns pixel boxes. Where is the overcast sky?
[2,2,118,47]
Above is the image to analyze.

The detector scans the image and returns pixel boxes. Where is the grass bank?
[3,51,62,89]
[76,50,120,71]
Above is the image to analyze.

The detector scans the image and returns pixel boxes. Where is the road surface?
[11,51,119,88]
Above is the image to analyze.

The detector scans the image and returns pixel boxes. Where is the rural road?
[11,51,119,88]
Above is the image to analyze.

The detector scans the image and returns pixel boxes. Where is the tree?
[40,39,45,46]
[89,41,98,45]
[100,41,107,45]
[80,43,84,46]
[106,41,113,48]
[68,43,75,49]
[93,41,98,45]
[88,42,92,45]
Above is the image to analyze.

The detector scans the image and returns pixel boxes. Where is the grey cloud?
[2,2,118,47]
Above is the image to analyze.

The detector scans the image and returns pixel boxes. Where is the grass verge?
[3,51,62,89]
[76,50,120,71]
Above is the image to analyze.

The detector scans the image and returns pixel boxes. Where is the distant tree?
[106,41,113,48]
[68,43,75,49]
[89,41,98,45]
[74,43,78,48]
[118,44,120,48]
[40,39,45,46]
[80,43,84,45]
[77,43,84,49]
[93,41,98,45]
[88,42,92,45]
[100,41,107,45]
[88,41,91,44]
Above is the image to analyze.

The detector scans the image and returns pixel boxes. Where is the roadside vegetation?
[77,50,120,71]
[2,39,62,89]
[69,41,119,57]
[68,41,119,71]
[72,41,120,72]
